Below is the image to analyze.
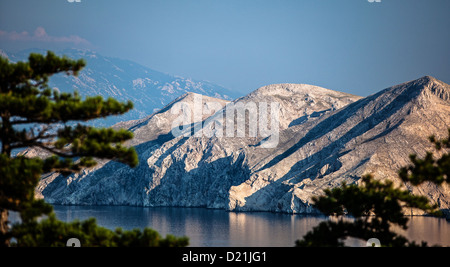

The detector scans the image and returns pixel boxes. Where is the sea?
[37,205,450,247]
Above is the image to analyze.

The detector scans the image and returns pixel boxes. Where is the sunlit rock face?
[34,76,450,216]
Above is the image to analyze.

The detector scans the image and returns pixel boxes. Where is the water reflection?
[392,216,450,246]
[227,212,327,246]
[20,206,450,247]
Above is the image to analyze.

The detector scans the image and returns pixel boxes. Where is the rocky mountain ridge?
[34,76,450,216]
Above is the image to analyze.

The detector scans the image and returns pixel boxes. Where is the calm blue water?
[40,206,450,247]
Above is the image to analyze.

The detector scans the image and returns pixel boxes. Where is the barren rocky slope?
[2,48,238,126]
[35,76,450,216]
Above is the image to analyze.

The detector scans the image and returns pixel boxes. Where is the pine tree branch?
[33,143,76,158]
[8,125,57,150]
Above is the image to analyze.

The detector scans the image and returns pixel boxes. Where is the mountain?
[32,92,231,202]
[34,76,450,216]
[229,76,450,214]
[1,48,239,126]
[33,83,360,205]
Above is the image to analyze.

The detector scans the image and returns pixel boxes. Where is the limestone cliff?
[35,77,450,216]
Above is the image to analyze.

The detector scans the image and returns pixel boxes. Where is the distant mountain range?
[1,48,240,126]
[32,75,450,217]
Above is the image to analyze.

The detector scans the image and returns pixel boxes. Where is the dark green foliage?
[297,131,450,247]
[0,51,187,247]
[11,214,189,247]
[296,218,420,247]
[0,154,53,226]
[399,129,450,186]
[0,51,137,169]
[296,175,440,247]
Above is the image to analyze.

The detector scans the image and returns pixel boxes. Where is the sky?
[0,0,449,97]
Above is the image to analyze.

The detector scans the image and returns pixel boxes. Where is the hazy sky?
[0,0,449,97]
